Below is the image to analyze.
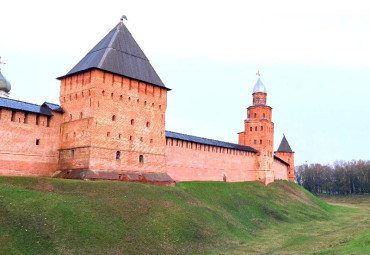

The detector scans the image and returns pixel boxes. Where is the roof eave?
[57,67,171,91]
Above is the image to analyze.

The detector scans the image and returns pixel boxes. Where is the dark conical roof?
[277,135,293,152]
[58,21,168,89]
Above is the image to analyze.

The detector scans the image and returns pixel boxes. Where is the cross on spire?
[0,57,6,71]
[256,69,260,77]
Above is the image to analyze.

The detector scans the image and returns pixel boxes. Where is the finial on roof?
[0,56,6,71]
[120,15,128,23]
[253,70,267,94]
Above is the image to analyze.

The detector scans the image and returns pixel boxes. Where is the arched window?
[130,119,134,125]
[255,126,258,131]
[254,113,257,118]
[139,155,144,163]
[80,112,83,119]
[146,121,150,128]
[260,126,263,131]
[263,113,266,119]
[112,115,116,121]
[111,92,114,98]
[250,127,252,131]
[116,151,121,160]
[260,139,262,144]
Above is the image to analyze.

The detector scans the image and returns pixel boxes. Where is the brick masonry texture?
[0,69,294,184]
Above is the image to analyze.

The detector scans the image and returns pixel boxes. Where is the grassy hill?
[0,177,352,254]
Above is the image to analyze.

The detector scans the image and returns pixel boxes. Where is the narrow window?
[36,114,40,125]
[47,116,51,127]
[254,113,257,118]
[129,136,133,141]
[260,139,262,144]
[137,99,139,103]
[118,133,122,139]
[150,139,153,143]
[263,113,266,119]
[130,119,134,125]
[35,139,40,145]
[250,127,252,131]
[71,149,75,158]
[112,115,116,121]
[102,90,105,96]
[80,112,83,119]
[120,95,123,100]
[254,139,257,145]
[255,126,258,131]
[152,103,154,107]
[260,126,263,131]
[116,151,121,160]
[146,121,150,128]
[144,101,147,106]
[107,132,110,137]
[69,114,72,121]
[24,112,29,124]
[139,155,144,163]
[140,137,143,142]
[111,92,113,98]
[11,110,16,122]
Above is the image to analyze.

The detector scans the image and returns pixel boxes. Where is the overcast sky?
[1,0,370,166]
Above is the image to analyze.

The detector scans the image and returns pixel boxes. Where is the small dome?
[0,71,11,93]
[253,77,266,94]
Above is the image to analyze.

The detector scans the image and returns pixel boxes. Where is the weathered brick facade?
[0,20,295,185]
[0,105,63,176]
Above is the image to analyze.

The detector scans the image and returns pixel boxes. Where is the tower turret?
[275,135,295,181]
[238,72,274,184]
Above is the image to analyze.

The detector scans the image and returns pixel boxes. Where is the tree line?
[295,160,370,195]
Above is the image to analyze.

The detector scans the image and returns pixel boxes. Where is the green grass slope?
[0,177,331,255]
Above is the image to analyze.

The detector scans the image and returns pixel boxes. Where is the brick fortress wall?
[165,137,258,182]
[0,108,63,176]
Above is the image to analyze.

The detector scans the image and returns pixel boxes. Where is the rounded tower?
[0,57,11,98]
[238,72,274,184]
[0,72,11,98]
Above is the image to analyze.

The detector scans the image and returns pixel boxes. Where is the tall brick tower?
[238,73,274,184]
[275,135,295,181]
[56,18,171,180]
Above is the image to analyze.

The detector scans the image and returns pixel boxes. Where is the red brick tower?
[238,73,274,184]
[275,135,295,181]
[56,18,171,181]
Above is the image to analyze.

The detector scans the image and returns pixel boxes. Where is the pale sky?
[1,0,370,166]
